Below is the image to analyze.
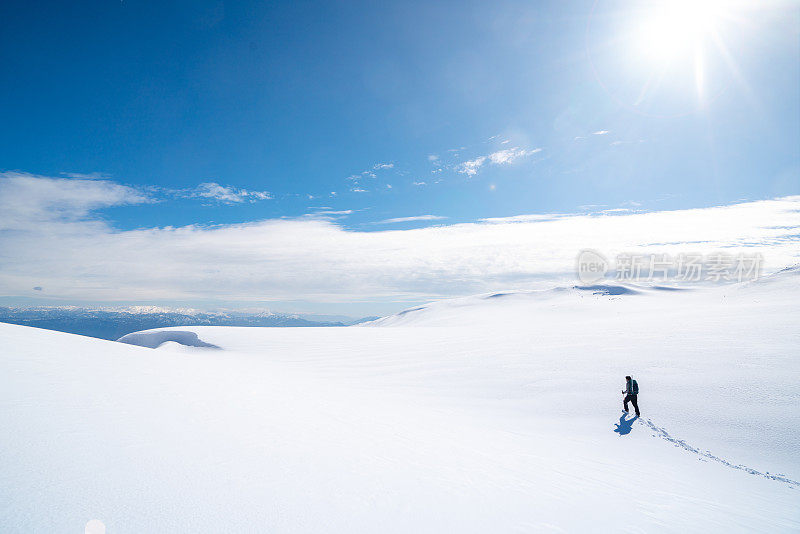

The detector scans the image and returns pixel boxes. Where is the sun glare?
[587,0,752,115]
[637,0,726,61]
[631,0,732,102]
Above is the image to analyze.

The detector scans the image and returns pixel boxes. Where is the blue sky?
[0,0,798,314]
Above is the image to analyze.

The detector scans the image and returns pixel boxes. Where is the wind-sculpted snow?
[1,272,799,532]
[573,284,641,295]
[116,330,221,349]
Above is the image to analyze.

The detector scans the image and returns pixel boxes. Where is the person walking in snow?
[622,375,640,416]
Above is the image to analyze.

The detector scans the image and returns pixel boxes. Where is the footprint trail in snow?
[638,417,800,487]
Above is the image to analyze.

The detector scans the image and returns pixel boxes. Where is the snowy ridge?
[362,282,682,327]
[362,270,799,328]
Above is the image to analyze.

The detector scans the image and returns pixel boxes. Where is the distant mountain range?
[0,306,378,341]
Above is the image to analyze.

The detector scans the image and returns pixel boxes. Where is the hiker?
[622,375,640,416]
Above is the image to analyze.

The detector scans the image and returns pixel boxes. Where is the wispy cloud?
[480,214,570,223]
[602,208,632,214]
[312,210,354,216]
[191,182,272,203]
[1,173,798,304]
[303,209,354,220]
[375,215,447,224]
[413,181,427,186]
[458,156,488,176]
[346,163,395,187]
[61,172,113,180]
[348,171,376,181]
[488,147,541,164]
[458,147,541,176]
[0,172,150,230]
[593,130,610,135]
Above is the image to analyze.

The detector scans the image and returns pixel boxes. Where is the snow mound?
[117,329,221,349]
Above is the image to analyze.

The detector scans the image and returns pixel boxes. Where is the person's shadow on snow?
[614,413,638,436]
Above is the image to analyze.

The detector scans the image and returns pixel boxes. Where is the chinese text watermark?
[576,249,763,284]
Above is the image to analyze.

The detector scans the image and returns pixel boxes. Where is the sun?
[636,0,727,62]
[586,0,750,115]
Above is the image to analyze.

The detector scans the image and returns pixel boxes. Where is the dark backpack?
[632,379,639,395]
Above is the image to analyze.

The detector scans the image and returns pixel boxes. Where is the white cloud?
[386,184,392,189]
[427,155,439,162]
[348,171,377,182]
[488,147,541,165]
[413,181,427,186]
[192,182,272,203]
[480,214,568,223]
[458,156,488,176]
[351,188,367,193]
[373,163,394,170]
[61,172,113,180]
[602,208,632,214]
[311,210,353,216]
[593,130,610,135]
[375,215,447,224]
[1,173,798,304]
[0,172,150,230]
[304,209,354,220]
[458,147,541,176]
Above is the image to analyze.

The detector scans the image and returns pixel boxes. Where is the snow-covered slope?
[2,273,799,532]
